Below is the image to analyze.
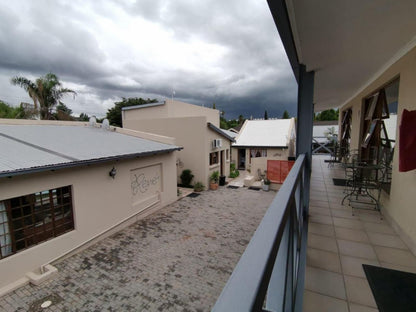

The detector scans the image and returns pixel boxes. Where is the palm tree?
[11,73,76,120]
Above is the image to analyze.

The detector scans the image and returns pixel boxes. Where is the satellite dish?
[102,119,110,130]
[89,116,97,127]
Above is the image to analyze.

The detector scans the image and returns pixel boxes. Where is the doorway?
[238,149,246,170]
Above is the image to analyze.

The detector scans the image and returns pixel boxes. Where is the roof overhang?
[207,123,236,142]
[0,147,182,178]
[232,145,288,149]
[268,0,416,111]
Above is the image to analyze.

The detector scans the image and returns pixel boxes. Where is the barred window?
[210,152,219,165]
[0,186,74,259]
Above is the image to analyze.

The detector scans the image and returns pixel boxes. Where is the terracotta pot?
[210,182,218,190]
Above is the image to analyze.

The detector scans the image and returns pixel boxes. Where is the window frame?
[0,185,74,259]
[209,151,219,166]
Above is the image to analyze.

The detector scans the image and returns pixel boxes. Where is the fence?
[267,160,295,183]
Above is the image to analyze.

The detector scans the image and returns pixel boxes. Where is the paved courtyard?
[0,187,276,312]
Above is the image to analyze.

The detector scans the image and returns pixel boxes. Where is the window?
[210,152,219,166]
[0,186,74,259]
[340,108,352,158]
[226,149,229,161]
[360,79,399,194]
[361,79,398,164]
[250,149,267,158]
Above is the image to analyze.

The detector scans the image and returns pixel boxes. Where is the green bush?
[229,163,240,178]
[194,182,205,192]
[210,171,220,183]
[180,169,194,187]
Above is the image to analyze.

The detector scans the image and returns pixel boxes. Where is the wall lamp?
[109,167,117,179]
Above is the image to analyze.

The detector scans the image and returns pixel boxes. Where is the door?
[238,149,246,170]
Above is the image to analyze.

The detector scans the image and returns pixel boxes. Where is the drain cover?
[29,293,63,312]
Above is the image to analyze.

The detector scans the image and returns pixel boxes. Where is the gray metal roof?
[207,123,235,142]
[121,102,165,111]
[0,124,181,177]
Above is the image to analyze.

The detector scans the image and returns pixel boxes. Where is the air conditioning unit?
[212,139,222,148]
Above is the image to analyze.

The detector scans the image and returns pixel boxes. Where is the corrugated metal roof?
[0,124,180,177]
[207,123,235,141]
[121,102,165,111]
[222,129,238,139]
[233,119,293,147]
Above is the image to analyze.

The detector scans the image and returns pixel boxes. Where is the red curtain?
[399,109,416,172]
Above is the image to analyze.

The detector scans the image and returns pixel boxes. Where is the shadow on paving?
[0,187,276,312]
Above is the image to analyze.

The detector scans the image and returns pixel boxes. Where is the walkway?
[0,187,275,311]
[304,156,416,311]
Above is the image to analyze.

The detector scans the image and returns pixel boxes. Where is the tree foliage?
[315,109,339,121]
[10,73,76,120]
[264,110,268,120]
[78,113,90,121]
[0,101,23,119]
[106,97,158,127]
[282,110,290,119]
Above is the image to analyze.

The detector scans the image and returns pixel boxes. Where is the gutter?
[0,147,183,178]
[231,145,288,149]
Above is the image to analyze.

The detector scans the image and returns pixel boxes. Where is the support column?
[296,64,314,213]
[294,64,314,312]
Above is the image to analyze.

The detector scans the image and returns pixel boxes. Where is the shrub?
[180,169,194,187]
[229,163,240,178]
[194,182,205,192]
[210,171,220,183]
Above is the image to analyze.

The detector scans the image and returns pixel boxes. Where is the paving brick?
[0,187,275,311]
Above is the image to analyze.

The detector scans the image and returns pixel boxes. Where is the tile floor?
[303,156,416,312]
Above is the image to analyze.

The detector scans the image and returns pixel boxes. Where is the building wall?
[123,99,220,127]
[124,116,208,185]
[124,116,231,187]
[246,148,290,175]
[0,152,177,290]
[339,46,416,253]
[207,128,231,184]
[231,147,290,172]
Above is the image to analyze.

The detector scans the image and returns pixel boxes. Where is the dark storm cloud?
[0,0,297,119]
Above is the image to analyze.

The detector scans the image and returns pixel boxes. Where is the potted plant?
[209,171,220,190]
[262,178,271,191]
[194,182,205,192]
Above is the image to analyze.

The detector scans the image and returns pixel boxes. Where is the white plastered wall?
[0,152,177,291]
[339,46,416,254]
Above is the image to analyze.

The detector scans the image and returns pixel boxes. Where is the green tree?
[0,101,30,119]
[220,117,228,129]
[315,109,339,121]
[54,102,74,120]
[11,73,76,120]
[264,110,268,120]
[78,113,90,121]
[106,97,158,127]
[282,110,290,119]
[212,102,216,109]
[238,114,245,125]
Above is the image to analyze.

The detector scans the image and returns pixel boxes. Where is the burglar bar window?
[0,186,74,259]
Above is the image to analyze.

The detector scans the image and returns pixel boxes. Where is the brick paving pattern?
[0,187,275,311]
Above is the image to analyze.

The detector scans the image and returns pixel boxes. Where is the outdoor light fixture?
[109,167,117,179]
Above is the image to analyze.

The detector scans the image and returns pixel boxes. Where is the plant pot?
[262,184,270,191]
[210,182,218,190]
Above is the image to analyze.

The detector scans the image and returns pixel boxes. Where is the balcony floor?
[305,156,416,312]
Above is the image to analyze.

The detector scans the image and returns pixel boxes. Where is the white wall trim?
[340,35,416,108]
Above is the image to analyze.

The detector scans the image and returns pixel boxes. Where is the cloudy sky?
[0,0,297,120]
